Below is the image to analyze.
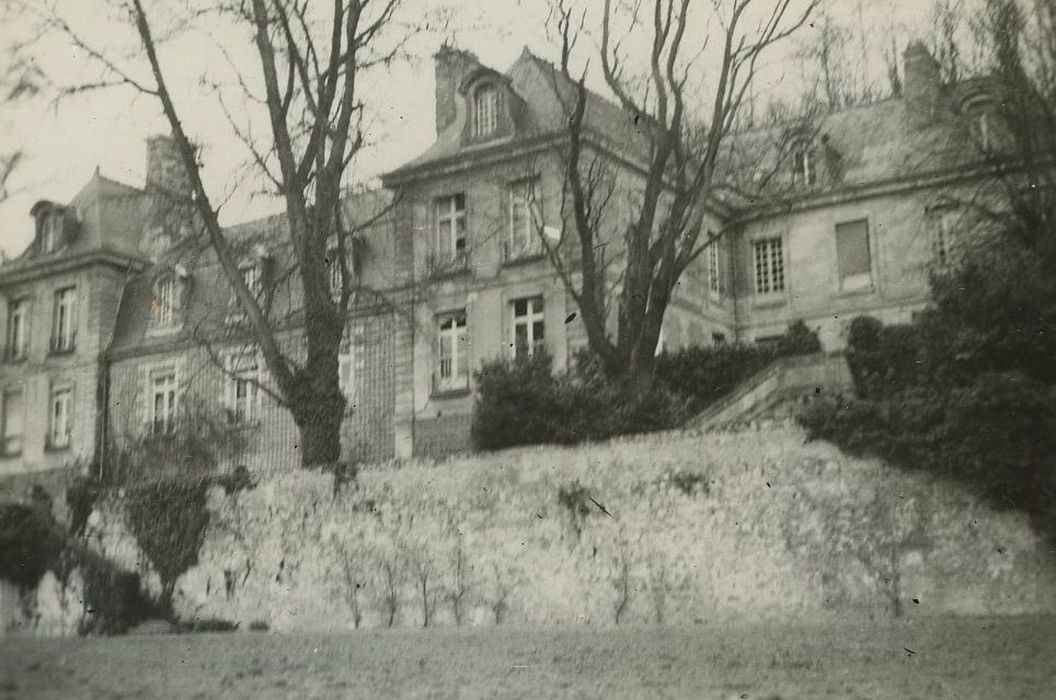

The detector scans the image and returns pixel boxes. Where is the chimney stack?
[145,133,193,200]
[903,42,942,117]
[434,45,480,136]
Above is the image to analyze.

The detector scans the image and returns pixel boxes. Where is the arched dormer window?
[962,92,997,152]
[149,266,189,332]
[473,83,499,138]
[30,201,79,255]
[791,140,816,187]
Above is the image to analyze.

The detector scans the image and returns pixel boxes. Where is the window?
[435,194,467,265]
[835,219,872,291]
[712,332,727,345]
[151,274,185,330]
[327,247,343,299]
[508,178,543,260]
[1,389,24,456]
[931,207,959,267]
[474,84,499,138]
[753,237,785,295]
[150,369,178,435]
[51,287,77,353]
[240,262,262,298]
[6,298,28,361]
[707,238,722,297]
[436,311,469,392]
[225,351,260,425]
[48,386,72,449]
[792,145,816,186]
[338,332,355,400]
[511,296,545,359]
[41,213,63,253]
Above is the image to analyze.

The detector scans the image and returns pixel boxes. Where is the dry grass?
[2,615,1054,699]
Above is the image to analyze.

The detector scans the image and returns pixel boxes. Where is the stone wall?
[11,427,1056,635]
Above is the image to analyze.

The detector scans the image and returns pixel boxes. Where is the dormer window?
[42,213,62,253]
[962,92,998,152]
[149,268,188,332]
[791,143,816,186]
[473,84,499,138]
[31,202,78,255]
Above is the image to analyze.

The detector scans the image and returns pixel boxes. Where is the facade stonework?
[0,42,991,486]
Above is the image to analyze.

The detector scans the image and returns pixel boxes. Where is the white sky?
[0,0,939,258]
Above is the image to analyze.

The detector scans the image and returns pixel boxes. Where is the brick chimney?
[145,133,193,199]
[434,45,480,136]
[903,42,942,117]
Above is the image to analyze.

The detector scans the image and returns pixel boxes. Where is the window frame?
[507,178,543,261]
[473,83,499,138]
[510,295,545,360]
[929,205,960,268]
[51,286,77,354]
[1,388,24,457]
[150,272,186,332]
[6,297,29,362]
[752,236,786,297]
[149,367,179,435]
[435,193,468,267]
[435,310,469,394]
[706,237,722,298]
[223,348,262,427]
[48,384,73,450]
[834,218,874,292]
[791,143,817,186]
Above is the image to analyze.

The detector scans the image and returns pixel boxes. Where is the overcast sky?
[0,0,939,258]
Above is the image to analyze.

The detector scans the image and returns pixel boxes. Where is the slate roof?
[387,48,653,178]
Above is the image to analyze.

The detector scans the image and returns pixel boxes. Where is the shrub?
[472,322,820,451]
[0,503,65,589]
[800,374,1056,542]
[124,472,253,606]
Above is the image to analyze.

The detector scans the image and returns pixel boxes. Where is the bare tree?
[32,0,422,471]
[546,0,819,387]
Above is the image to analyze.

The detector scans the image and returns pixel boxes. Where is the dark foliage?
[124,472,254,605]
[472,323,820,451]
[0,503,64,589]
[471,349,689,450]
[803,309,1056,541]
[0,502,154,634]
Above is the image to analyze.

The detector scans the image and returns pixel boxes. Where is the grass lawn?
[2,615,1054,699]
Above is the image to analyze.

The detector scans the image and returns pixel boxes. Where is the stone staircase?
[689,353,855,430]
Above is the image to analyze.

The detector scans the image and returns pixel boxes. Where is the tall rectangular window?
[1,389,24,456]
[49,386,72,449]
[338,335,355,400]
[51,287,77,353]
[151,274,185,330]
[835,219,872,290]
[436,194,467,265]
[931,207,959,267]
[508,178,543,259]
[436,311,468,392]
[6,298,28,361]
[753,237,785,295]
[474,85,498,137]
[240,262,261,298]
[511,296,545,359]
[224,351,260,426]
[707,239,722,297]
[150,369,178,435]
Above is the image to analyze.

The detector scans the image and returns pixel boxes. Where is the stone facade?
[0,42,996,485]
